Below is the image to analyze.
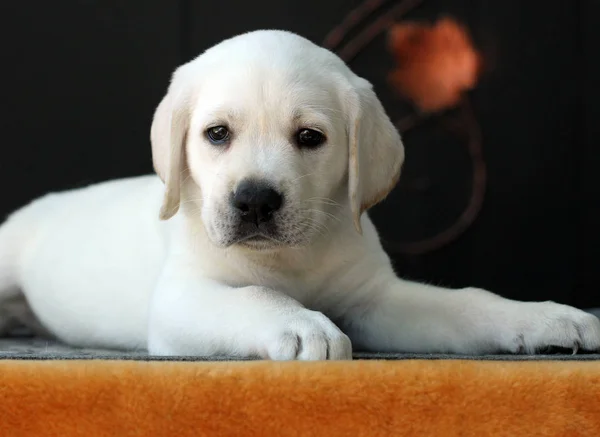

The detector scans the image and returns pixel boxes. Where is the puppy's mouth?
[234,232,283,249]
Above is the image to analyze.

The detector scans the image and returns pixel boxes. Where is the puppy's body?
[0,176,165,348]
[1,30,599,359]
[0,175,389,354]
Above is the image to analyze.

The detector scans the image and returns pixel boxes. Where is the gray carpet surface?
[3,308,600,361]
[1,338,600,361]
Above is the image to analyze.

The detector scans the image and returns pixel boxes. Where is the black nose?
[231,180,283,225]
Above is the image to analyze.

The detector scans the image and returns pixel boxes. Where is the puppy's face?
[185,67,348,249]
[151,31,404,251]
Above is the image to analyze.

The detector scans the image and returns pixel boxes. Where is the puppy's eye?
[296,128,326,149]
[206,126,230,144]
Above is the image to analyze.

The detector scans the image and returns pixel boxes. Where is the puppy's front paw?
[505,302,600,354]
[262,310,352,361]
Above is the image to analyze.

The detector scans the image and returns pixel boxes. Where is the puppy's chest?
[210,259,330,308]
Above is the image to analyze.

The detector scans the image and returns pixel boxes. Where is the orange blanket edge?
[1,359,599,436]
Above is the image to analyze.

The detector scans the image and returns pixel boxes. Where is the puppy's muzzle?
[231,179,283,226]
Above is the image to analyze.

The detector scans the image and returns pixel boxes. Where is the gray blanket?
[1,338,599,361]
[3,307,600,361]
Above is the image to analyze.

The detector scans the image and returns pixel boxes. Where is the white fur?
[0,30,598,359]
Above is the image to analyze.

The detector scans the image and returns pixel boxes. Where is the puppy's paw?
[504,302,600,354]
[262,310,352,361]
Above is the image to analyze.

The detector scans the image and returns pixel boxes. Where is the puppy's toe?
[263,310,353,361]
[266,331,301,360]
[297,333,329,360]
[573,312,600,352]
[516,303,600,354]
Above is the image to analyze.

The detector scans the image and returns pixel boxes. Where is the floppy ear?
[150,77,190,220]
[347,77,405,234]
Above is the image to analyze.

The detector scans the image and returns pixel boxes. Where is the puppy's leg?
[0,220,22,335]
[341,277,600,355]
[147,264,352,360]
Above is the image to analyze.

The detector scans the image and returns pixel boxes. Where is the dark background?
[1,1,598,307]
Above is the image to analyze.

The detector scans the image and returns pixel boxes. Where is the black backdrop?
[1,1,599,307]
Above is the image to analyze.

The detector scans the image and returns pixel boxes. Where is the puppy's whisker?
[303,200,342,209]
[300,217,330,238]
[303,204,343,217]
[312,210,341,223]
[305,196,341,205]
[303,208,341,223]
[291,173,314,183]
[305,197,340,205]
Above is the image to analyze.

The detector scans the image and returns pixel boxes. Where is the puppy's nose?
[232,180,283,225]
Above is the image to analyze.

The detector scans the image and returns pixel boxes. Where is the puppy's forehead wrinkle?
[203,108,240,126]
[292,109,336,132]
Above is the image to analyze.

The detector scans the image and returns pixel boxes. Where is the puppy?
[0,30,598,359]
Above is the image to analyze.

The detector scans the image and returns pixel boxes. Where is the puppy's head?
[151,30,404,250]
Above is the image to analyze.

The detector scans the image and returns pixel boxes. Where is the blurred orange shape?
[387,18,482,113]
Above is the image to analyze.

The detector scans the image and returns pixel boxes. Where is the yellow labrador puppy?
[0,30,598,359]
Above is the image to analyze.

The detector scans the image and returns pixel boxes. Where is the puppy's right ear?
[150,75,190,220]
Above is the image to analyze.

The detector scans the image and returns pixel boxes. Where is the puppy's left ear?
[347,77,405,233]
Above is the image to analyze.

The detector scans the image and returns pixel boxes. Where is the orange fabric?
[387,18,482,113]
[1,359,599,436]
